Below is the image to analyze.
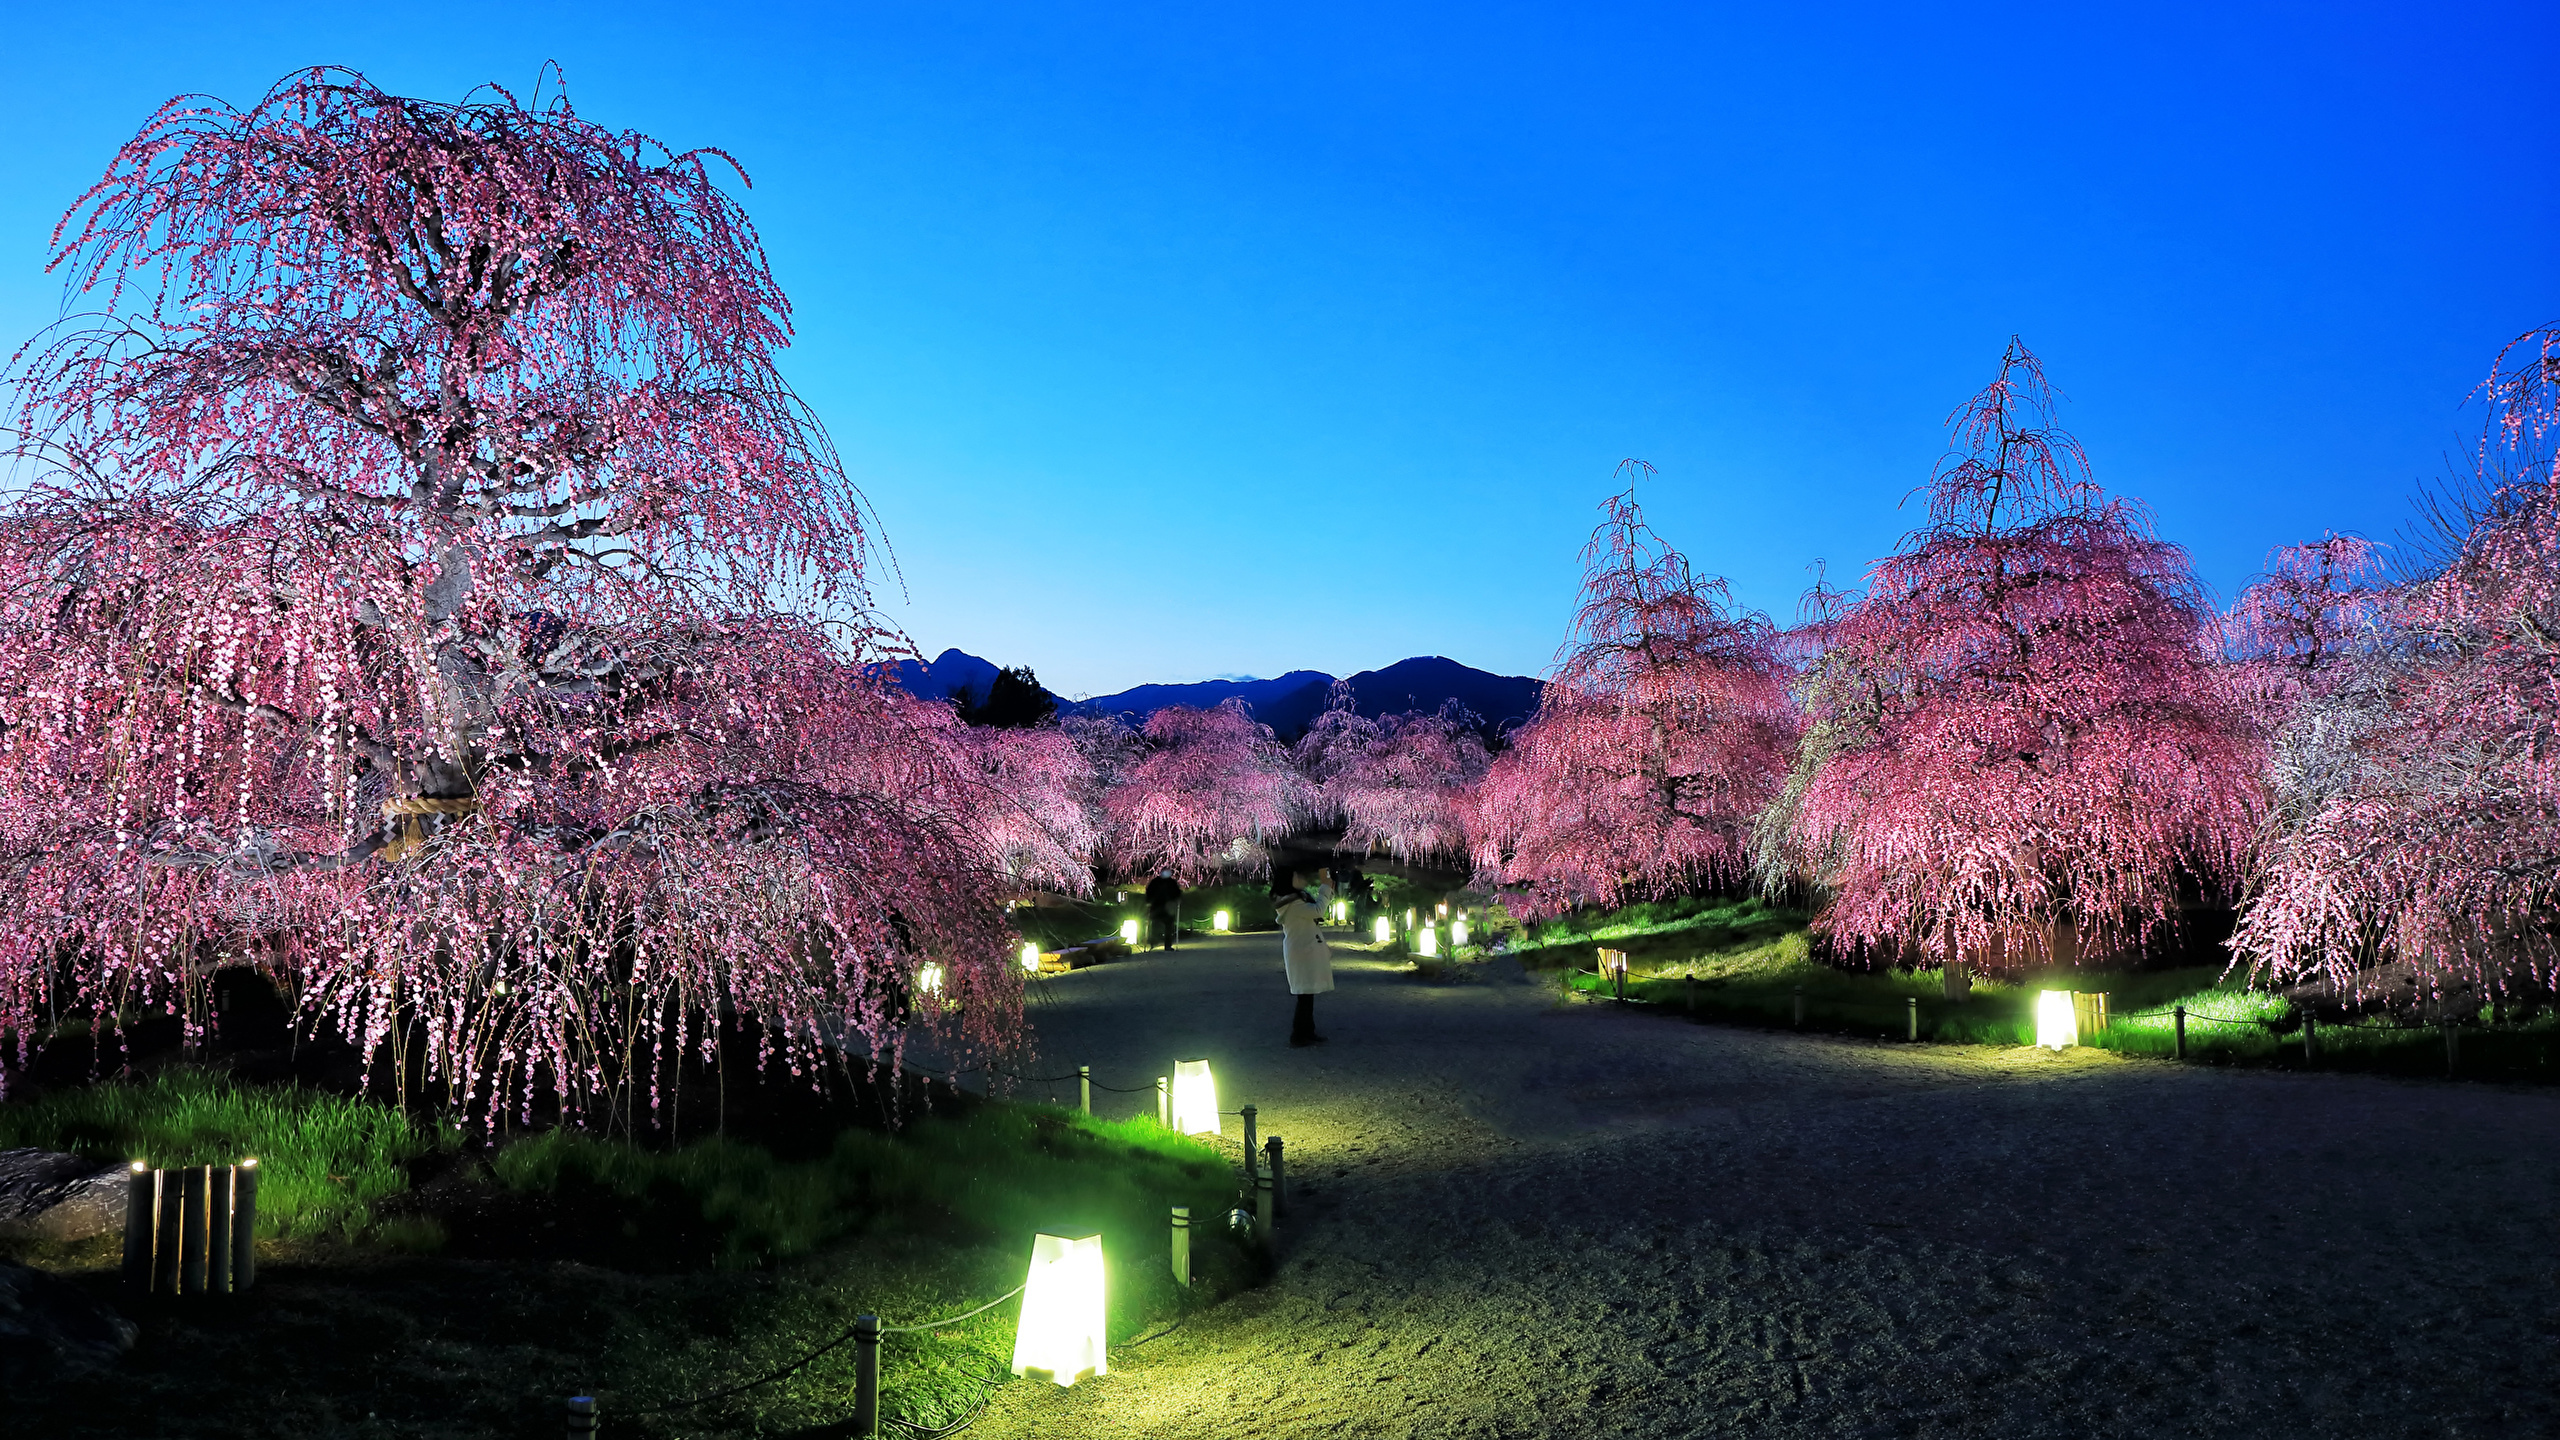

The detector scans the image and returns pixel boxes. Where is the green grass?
[4,1072,1258,1435]
[1521,896,2560,1083]
[492,1104,1248,1427]
[0,1068,443,1241]
[493,1105,1245,1271]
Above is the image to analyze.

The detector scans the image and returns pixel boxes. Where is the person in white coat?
[1273,870,1334,1046]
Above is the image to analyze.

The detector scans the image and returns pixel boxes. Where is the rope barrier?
[879,1286,1025,1335]
[885,1362,1014,1440]
[622,1285,1024,1416]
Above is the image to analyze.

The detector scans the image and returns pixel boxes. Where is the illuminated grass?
[0,1068,442,1240]
[1531,899,2560,1081]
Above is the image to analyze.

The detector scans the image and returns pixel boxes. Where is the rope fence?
[1563,961,2510,1074]
[608,1282,1028,1427]
[571,1049,1287,1437]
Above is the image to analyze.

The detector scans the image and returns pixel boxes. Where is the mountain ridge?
[892,649,1542,738]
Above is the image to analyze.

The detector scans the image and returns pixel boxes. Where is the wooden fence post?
[853,1314,882,1438]
[1792,987,1804,1028]
[1171,1205,1192,1287]
[207,1165,234,1295]
[152,1168,182,1296]
[1079,1065,1092,1117]
[1266,1136,1286,1218]
[121,1163,153,1295]
[231,1159,259,1292]
[1907,997,1919,1042]
[2173,1005,2187,1061]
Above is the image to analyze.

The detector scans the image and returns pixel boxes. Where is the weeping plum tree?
[0,70,1022,1109]
[1297,682,1489,864]
[1779,340,2261,984]
[2232,330,2560,1001]
[929,704,1101,897]
[1102,700,1313,880]
[1472,467,1797,916]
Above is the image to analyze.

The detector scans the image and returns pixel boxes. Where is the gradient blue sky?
[4,3,2554,696]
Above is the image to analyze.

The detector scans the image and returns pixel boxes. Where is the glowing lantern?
[1405,908,1416,929]
[1119,918,1141,946]
[1417,925,1439,957]
[1212,909,1232,932]
[2035,990,2077,1050]
[1331,899,1349,924]
[1435,902,1448,917]
[1372,916,1393,945]
[1019,942,1041,974]
[1169,1058,1220,1136]
[1011,1233,1108,1385]
[1451,918,1470,946]
[917,962,945,996]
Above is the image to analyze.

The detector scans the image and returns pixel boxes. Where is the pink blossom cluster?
[1297,683,1490,864]
[2231,331,2560,999]
[1469,472,1798,917]
[0,72,1025,1106]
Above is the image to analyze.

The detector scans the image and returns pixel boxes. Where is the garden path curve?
[972,931,2560,1439]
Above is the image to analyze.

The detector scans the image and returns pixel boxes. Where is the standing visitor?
[1274,871,1334,1046]
[1144,868,1184,950]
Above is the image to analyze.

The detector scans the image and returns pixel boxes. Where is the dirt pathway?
[971,931,2560,1438]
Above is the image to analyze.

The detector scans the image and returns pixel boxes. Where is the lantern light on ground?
[1011,1233,1108,1386]
[1212,909,1232,932]
[1451,918,1469,946]
[1119,918,1140,946]
[1170,1058,1221,1137]
[1417,925,1439,958]
[917,962,945,996]
[1373,916,1393,945]
[2035,990,2077,1050]
[1019,942,1040,974]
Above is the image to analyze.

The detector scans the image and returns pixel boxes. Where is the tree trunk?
[1944,957,1972,1001]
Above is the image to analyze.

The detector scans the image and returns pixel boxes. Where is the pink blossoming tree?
[0,70,1021,1109]
[1780,341,2261,984]
[1471,468,1797,917]
[2231,330,2560,1000]
[1102,700,1314,881]
[1297,684,1490,864]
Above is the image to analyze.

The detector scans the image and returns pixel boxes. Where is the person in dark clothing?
[1143,868,1183,950]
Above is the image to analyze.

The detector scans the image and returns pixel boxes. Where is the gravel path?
[971,931,2560,1439]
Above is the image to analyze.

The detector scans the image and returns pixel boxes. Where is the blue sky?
[4,2,2553,696]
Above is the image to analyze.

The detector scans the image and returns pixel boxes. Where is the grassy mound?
[1515,896,2560,1083]
[2,1072,1257,1436]
[0,1069,446,1240]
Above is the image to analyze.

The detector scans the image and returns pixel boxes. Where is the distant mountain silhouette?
[1072,671,1336,734]
[895,648,1546,739]
[1076,655,1543,740]
[1340,656,1543,735]
[887,647,1005,704]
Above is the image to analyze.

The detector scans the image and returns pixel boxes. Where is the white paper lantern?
[1011,1233,1108,1386]
[1170,1058,1220,1137]
[2035,989,2078,1050]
